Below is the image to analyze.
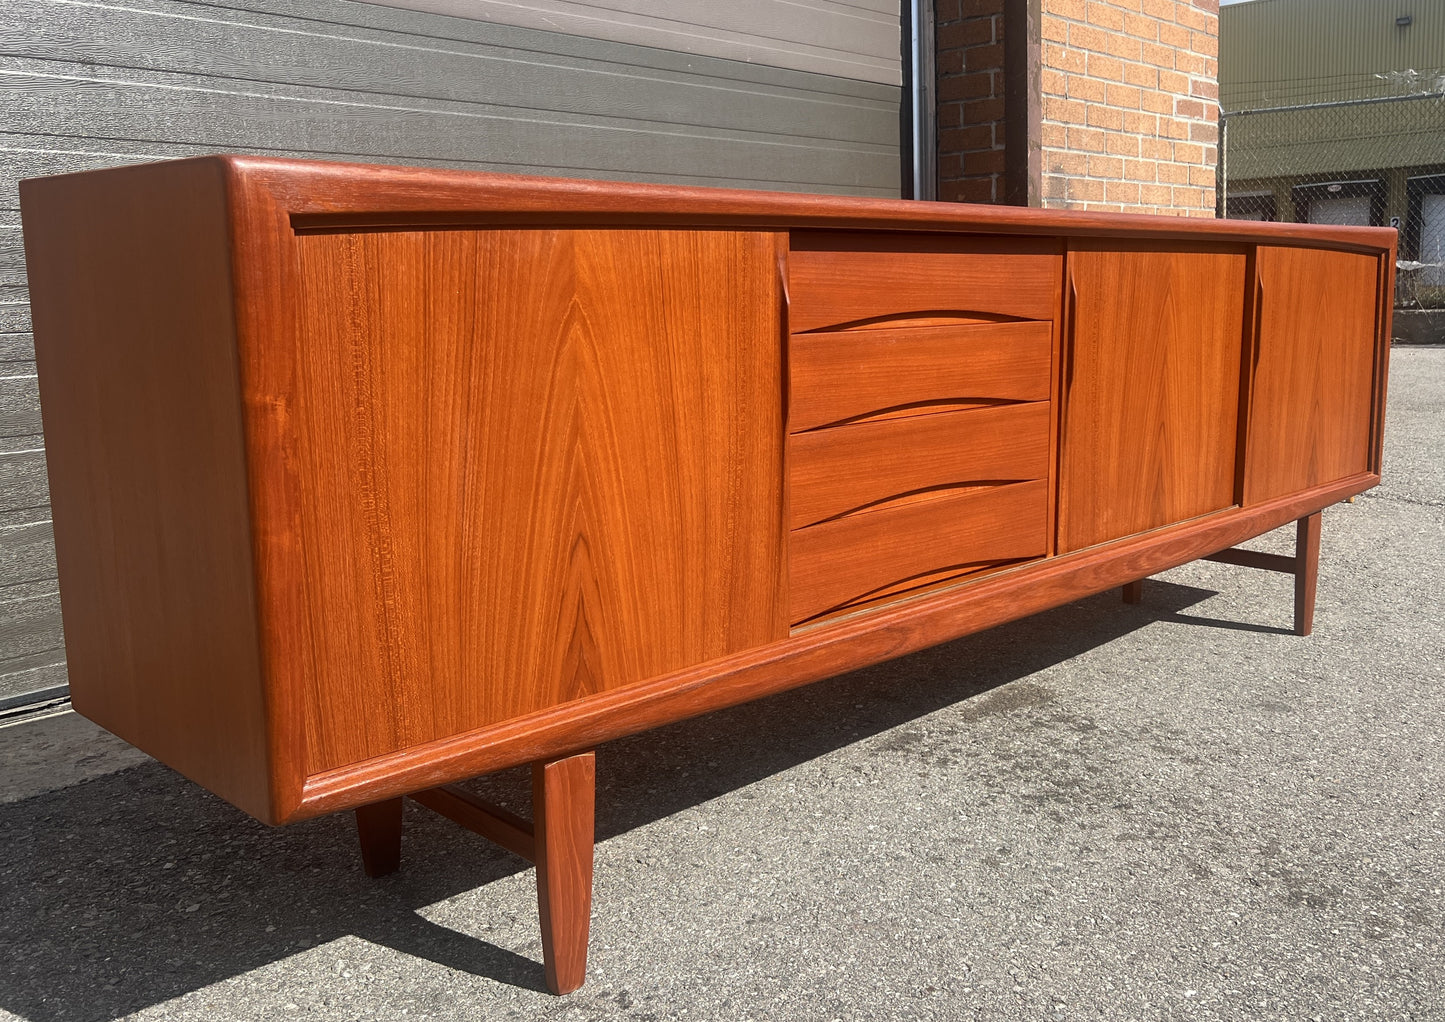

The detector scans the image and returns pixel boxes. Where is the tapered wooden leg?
[1294,511,1322,637]
[1122,579,1144,604]
[532,752,595,995]
[355,797,404,877]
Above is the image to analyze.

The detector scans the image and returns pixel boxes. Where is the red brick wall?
[934,0,1219,214]
[1039,0,1219,215]
[936,0,1009,203]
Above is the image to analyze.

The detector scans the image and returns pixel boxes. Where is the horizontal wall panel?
[0,305,30,333]
[0,371,41,438]
[365,0,902,85]
[0,64,897,194]
[0,580,62,665]
[5,1,896,145]
[0,333,34,362]
[0,647,67,704]
[0,140,184,212]
[0,440,47,511]
[1,0,900,195]
[0,226,23,286]
[0,510,55,587]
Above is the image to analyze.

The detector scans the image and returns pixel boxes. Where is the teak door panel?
[1244,246,1381,505]
[291,227,787,772]
[1059,244,1248,553]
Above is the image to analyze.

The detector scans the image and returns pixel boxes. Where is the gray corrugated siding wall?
[367,0,903,84]
[1220,0,1445,110]
[0,0,903,706]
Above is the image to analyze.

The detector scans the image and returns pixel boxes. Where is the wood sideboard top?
[23,153,1397,252]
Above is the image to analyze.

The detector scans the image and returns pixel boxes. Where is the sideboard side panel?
[1243,245,1381,505]
[19,159,273,819]
[290,227,786,773]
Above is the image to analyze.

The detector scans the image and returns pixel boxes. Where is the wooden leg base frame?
[353,750,596,995]
[1120,510,1322,636]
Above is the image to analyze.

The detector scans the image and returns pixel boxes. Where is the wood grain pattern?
[1370,253,1395,474]
[1059,244,1248,553]
[533,751,595,996]
[216,155,1393,254]
[227,164,315,823]
[410,785,536,862]
[355,798,404,877]
[790,480,1049,623]
[1294,511,1321,637]
[787,233,1063,331]
[1243,246,1381,505]
[18,159,273,820]
[788,403,1050,529]
[298,471,1379,820]
[289,227,786,773]
[787,321,1053,432]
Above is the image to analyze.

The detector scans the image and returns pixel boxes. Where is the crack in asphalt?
[1360,490,1445,509]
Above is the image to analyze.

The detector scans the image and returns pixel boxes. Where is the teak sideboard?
[20,157,1394,993]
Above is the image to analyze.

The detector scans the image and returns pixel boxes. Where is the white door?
[1419,192,1445,285]
[1308,195,1371,226]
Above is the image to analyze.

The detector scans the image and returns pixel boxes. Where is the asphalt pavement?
[2,346,1442,1022]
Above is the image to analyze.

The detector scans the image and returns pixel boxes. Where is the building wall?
[368,0,904,85]
[936,0,1009,203]
[1038,0,1219,215]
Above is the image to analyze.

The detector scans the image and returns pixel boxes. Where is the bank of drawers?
[786,234,1061,625]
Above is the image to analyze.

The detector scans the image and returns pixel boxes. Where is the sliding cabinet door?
[1243,246,1383,505]
[1059,243,1248,552]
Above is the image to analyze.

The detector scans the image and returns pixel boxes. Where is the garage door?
[1420,192,1445,285]
[0,0,904,710]
[1308,195,1372,225]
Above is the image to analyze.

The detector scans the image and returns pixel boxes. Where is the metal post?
[909,0,937,200]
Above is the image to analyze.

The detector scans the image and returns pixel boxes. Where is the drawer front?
[788,232,1063,332]
[789,321,1053,432]
[789,403,1050,529]
[790,480,1049,624]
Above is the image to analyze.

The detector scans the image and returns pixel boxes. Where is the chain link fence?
[1218,72,1445,313]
